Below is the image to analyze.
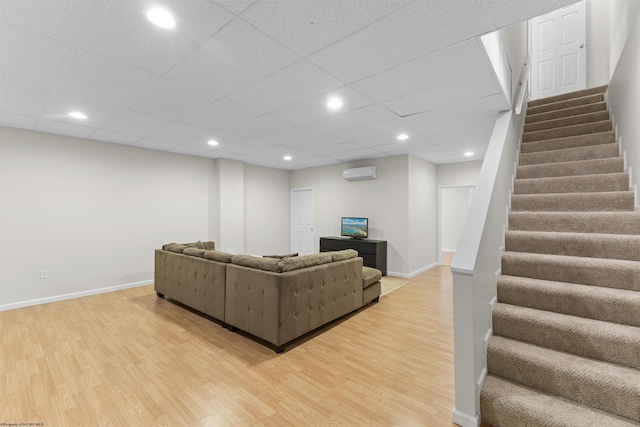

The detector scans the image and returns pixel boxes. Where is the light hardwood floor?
[1,267,457,426]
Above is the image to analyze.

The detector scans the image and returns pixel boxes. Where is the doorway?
[439,185,475,267]
[290,188,314,255]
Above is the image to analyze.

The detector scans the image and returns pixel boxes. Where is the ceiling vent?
[343,166,377,181]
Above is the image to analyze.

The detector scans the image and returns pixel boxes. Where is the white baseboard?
[452,408,480,427]
[442,248,456,253]
[387,262,438,279]
[0,279,153,312]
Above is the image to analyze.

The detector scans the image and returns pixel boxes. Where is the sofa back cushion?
[232,254,282,272]
[163,241,215,253]
[329,249,358,262]
[204,250,234,263]
[183,247,207,257]
[279,253,333,272]
[263,252,299,259]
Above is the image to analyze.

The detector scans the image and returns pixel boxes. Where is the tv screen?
[341,217,368,239]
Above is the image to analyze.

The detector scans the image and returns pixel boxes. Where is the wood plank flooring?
[0,267,457,426]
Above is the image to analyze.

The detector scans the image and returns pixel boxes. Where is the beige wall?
[437,160,483,187]
[216,159,245,254]
[408,155,438,274]
[586,0,611,87]
[609,0,640,78]
[499,21,528,103]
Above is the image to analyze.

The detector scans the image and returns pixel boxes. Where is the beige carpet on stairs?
[480,84,640,427]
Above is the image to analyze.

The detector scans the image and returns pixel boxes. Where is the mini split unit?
[343,166,377,181]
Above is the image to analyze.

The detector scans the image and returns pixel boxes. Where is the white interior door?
[531,0,586,100]
[291,188,314,255]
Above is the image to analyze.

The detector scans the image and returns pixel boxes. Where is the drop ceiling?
[0,0,575,170]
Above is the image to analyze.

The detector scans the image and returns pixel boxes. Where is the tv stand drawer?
[319,237,387,276]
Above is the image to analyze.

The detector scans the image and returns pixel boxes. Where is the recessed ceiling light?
[397,133,409,141]
[283,155,292,161]
[69,111,87,119]
[208,140,219,146]
[147,8,175,28]
[327,97,343,110]
[464,151,474,157]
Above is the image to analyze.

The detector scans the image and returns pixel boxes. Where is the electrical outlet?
[40,270,48,279]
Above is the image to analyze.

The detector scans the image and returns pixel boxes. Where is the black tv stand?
[320,236,387,276]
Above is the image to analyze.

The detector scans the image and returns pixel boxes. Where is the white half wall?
[0,127,214,308]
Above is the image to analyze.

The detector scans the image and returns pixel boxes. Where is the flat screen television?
[341,217,368,239]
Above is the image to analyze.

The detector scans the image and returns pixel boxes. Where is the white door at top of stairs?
[530,0,586,100]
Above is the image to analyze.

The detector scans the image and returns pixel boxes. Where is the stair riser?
[497,277,640,327]
[527,93,604,115]
[523,120,612,143]
[487,343,640,421]
[501,254,640,292]
[516,158,624,179]
[511,192,635,212]
[519,143,619,166]
[525,102,607,124]
[505,232,640,261]
[520,131,615,154]
[524,111,610,133]
[514,173,629,194]
[527,85,608,108]
[509,212,640,235]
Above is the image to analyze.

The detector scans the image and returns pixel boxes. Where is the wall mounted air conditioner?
[343,166,377,181]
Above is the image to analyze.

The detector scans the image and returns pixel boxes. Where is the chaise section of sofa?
[154,242,230,322]
[225,252,364,352]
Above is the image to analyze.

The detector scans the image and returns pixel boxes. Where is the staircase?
[480,85,640,427]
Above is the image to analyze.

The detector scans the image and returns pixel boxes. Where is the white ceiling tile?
[41,93,120,128]
[0,112,38,130]
[330,148,385,161]
[128,79,219,121]
[76,0,234,75]
[36,119,95,139]
[0,0,92,44]
[228,59,344,111]
[351,39,490,102]
[167,19,299,96]
[0,24,71,90]
[307,105,399,134]
[182,98,264,132]
[168,144,212,156]
[133,138,179,151]
[222,114,295,140]
[100,110,172,137]
[242,0,413,56]
[254,125,325,146]
[91,129,140,145]
[308,0,492,82]
[382,72,502,117]
[215,0,257,15]
[373,137,444,154]
[148,122,218,145]
[304,141,365,156]
[405,94,507,130]
[481,0,577,30]
[0,80,50,117]
[272,85,374,124]
[56,49,159,108]
[217,140,272,155]
[279,133,349,151]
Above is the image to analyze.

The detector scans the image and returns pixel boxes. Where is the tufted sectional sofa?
[154,242,382,353]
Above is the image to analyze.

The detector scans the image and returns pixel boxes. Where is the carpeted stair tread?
[481,375,638,427]
[526,93,605,116]
[520,131,615,154]
[511,191,635,212]
[514,172,629,194]
[519,143,619,166]
[527,85,608,108]
[525,101,607,124]
[505,231,640,261]
[524,110,610,133]
[497,275,640,327]
[486,336,640,422]
[492,304,640,370]
[501,252,640,292]
[508,211,640,234]
[523,120,612,143]
[516,157,624,179]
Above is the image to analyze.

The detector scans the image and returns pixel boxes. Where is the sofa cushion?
[279,253,333,272]
[330,249,358,262]
[362,266,382,288]
[232,254,282,273]
[263,252,299,259]
[204,250,233,263]
[183,247,207,257]
[163,243,189,253]
[200,241,215,250]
